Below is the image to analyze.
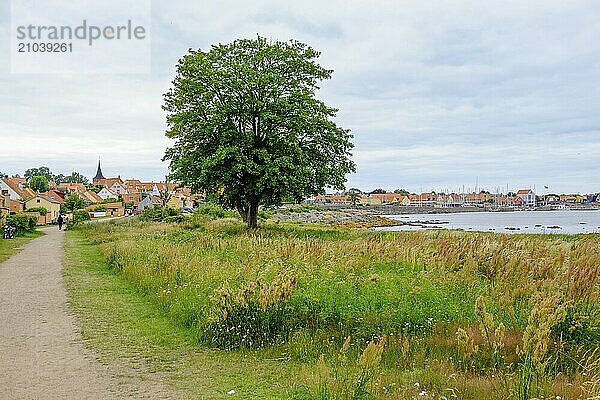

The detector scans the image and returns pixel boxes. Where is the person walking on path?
[57,213,64,230]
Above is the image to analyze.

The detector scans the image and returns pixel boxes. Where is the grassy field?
[64,229,298,399]
[70,211,600,399]
[0,230,44,263]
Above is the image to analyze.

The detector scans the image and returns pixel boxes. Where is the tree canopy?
[24,166,88,184]
[56,172,89,184]
[163,36,355,227]
[370,188,386,194]
[27,175,49,192]
[25,167,52,182]
[61,193,86,213]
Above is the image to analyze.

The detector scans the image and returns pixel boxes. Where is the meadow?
[74,210,600,399]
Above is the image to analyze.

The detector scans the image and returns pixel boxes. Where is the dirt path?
[0,227,115,399]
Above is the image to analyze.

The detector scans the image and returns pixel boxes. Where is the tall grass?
[76,214,600,399]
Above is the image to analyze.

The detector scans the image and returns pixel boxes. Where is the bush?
[5,214,37,236]
[66,209,91,229]
[140,205,179,222]
[26,207,48,215]
[73,209,91,223]
[194,204,238,219]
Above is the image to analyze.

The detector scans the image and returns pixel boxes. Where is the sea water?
[377,210,600,234]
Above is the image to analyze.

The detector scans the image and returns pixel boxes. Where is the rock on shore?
[270,208,401,228]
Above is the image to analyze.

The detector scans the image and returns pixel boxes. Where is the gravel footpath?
[0,227,115,399]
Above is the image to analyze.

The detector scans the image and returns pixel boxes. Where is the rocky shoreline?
[270,204,600,230]
[271,208,402,228]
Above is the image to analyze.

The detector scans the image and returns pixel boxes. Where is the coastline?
[270,204,600,230]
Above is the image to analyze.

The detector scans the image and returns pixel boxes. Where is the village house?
[166,193,192,209]
[122,189,142,205]
[24,194,61,223]
[107,179,128,196]
[97,187,119,200]
[516,189,536,207]
[355,194,378,205]
[136,195,162,212]
[80,190,103,204]
[407,193,436,207]
[123,179,144,191]
[435,193,463,208]
[0,177,35,201]
[86,201,125,217]
[560,194,585,204]
[369,193,406,204]
[43,189,66,203]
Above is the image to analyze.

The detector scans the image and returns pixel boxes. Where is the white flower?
[227,390,236,395]
[419,391,428,396]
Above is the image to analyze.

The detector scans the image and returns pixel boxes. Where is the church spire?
[93,158,105,180]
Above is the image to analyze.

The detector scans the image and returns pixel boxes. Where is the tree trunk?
[237,200,259,228]
[247,201,259,229]
[236,204,249,224]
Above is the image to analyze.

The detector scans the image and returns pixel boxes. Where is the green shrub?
[26,206,48,215]
[66,209,91,229]
[6,214,38,235]
[73,209,91,223]
[194,204,238,219]
[140,205,179,222]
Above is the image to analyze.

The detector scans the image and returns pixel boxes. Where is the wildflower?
[419,391,428,396]
[227,389,236,395]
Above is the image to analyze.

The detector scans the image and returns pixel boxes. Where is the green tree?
[27,175,49,192]
[61,171,89,184]
[85,184,103,193]
[53,174,66,183]
[24,167,53,181]
[163,36,355,228]
[61,193,86,213]
[347,188,362,205]
[393,188,410,195]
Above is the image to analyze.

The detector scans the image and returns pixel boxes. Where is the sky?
[1,0,599,194]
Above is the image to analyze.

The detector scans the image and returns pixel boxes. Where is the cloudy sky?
[1,0,599,193]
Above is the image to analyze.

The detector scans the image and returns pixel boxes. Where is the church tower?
[93,159,106,185]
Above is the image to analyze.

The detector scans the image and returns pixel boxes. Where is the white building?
[516,189,536,207]
[97,187,118,200]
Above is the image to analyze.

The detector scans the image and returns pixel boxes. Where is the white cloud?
[1,0,599,192]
